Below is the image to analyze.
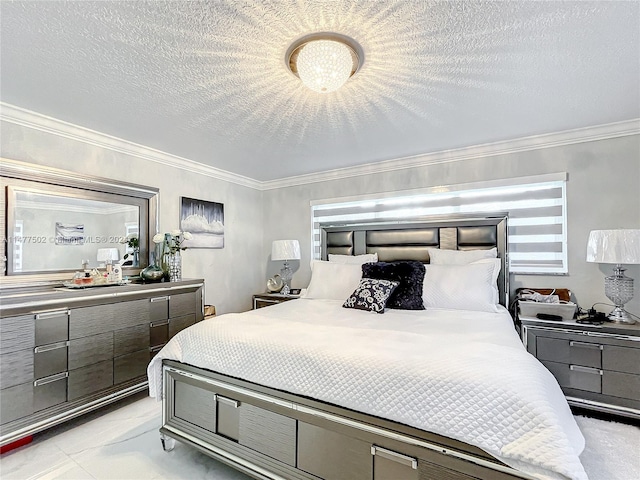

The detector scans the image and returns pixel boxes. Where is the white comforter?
[148,299,587,480]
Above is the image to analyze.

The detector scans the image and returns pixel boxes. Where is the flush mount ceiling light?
[286,32,363,93]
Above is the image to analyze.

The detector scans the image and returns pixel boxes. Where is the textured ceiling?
[1,1,638,182]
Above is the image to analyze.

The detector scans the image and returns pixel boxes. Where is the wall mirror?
[1,158,158,287]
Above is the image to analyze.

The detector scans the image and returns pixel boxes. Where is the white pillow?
[328,253,378,264]
[471,258,502,304]
[422,262,500,312]
[303,261,363,301]
[427,247,497,265]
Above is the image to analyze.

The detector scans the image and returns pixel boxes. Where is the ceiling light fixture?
[286,32,363,93]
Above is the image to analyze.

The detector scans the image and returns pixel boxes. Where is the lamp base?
[604,266,635,324]
[280,261,292,296]
[607,306,636,324]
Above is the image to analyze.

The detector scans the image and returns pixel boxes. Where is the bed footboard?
[160,361,533,480]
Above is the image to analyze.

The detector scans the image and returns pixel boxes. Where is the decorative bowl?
[266,274,284,293]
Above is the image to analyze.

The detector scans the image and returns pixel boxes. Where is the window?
[311,173,567,274]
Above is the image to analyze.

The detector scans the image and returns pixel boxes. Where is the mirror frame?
[1,158,159,288]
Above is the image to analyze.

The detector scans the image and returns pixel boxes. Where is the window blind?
[311,174,567,274]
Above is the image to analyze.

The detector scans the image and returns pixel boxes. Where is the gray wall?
[1,121,265,314]
[262,135,640,316]
[3,116,639,317]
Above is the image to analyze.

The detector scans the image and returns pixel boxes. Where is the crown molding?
[2,103,637,192]
[260,119,640,190]
[0,103,261,190]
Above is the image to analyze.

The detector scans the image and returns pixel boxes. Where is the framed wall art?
[180,197,224,249]
[55,222,84,245]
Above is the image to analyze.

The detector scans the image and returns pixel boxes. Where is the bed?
[148,215,588,480]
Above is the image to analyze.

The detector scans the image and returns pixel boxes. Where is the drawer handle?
[150,320,169,327]
[570,365,603,375]
[149,345,165,353]
[34,341,69,353]
[150,296,169,302]
[34,309,70,319]
[371,445,417,469]
[569,341,603,350]
[216,395,240,408]
[34,371,68,386]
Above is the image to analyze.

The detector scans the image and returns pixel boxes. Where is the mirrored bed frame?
[158,214,532,480]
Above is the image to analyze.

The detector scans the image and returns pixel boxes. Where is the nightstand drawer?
[542,361,602,393]
[252,294,299,310]
[537,336,602,368]
[602,371,640,400]
[603,345,640,375]
[254,298,280,309]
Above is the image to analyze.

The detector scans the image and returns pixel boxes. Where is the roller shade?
[311,174,567,274]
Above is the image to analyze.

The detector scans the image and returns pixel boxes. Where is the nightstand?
[252,293,300,310]
[519,315,640,419]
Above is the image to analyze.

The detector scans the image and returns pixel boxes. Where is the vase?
[132,250,139,267]
[168,251,182,282]
[161,233,172,281]
[140,251,164,282]
[140,263,164,282]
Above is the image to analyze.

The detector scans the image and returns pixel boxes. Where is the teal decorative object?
[140,263,164,282]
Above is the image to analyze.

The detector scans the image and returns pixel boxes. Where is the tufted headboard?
[320,214,509,306]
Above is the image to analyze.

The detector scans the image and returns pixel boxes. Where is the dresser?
[0,279,204,446]
[519,315,640,419]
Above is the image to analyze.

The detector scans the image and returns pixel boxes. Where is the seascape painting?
[180,197,224,249]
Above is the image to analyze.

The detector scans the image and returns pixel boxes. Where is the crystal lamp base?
[604,266,635,324]
[280,261,293,296]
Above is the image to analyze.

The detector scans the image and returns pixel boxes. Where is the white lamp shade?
[96,248,120,262]
[586,229,640,264]
[271,240,301,261]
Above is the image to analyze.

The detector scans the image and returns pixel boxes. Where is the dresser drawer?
[169,313,196,339]
[34,342,68,379]
[114,350,149,384]
[169,292,196,317]
[35,309,69,346]
[542,360,602,393]
[112,299,156,329]
[69,332,114,370]
[149,295,170,321]
[34,373,67,412]
[602,371,640,401]
[0,382,34,425]
[70,304,114,339]
[114,324,149,357]
[150,320,169,348]
[603,345,640,375]
[537,336,602,368]
[68,360,113,401]
[0,349,33,389]
[0,314,35,355]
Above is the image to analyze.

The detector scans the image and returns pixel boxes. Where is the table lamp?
[586,229,640,324]
[271,240,301,295]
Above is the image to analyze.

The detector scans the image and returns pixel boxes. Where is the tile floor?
[1,393,638,480]
[0,393,249,480]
